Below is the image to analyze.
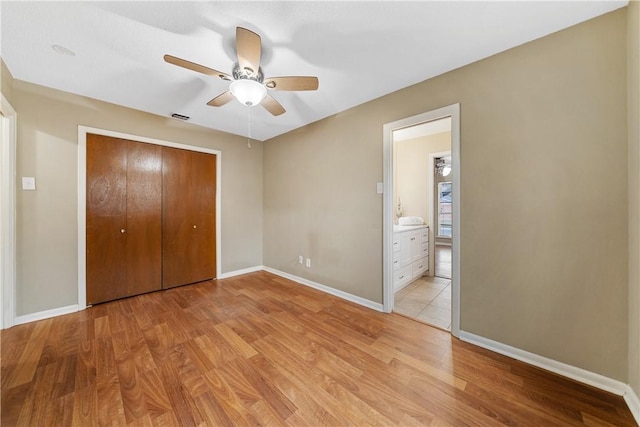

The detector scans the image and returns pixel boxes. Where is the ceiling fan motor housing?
[233,63,264,83]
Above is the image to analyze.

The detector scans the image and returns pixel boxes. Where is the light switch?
[376,182,384,194]
[22,177,36,190]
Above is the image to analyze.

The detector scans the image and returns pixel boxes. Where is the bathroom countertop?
[393,224,428,232]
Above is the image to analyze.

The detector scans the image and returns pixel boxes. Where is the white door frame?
[1,94,17,329]
[383,103,461,337]
[77,126,222,310]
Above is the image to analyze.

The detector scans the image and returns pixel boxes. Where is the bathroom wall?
[393,131,451,227]
[1,58,14,104]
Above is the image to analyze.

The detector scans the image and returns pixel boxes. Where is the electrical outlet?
[305,258,311,268]
[298,255,303,264]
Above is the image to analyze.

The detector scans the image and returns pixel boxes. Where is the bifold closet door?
[86,134,162,305]
[162,147,216,288]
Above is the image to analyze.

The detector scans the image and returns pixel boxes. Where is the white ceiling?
[0,1,626,141]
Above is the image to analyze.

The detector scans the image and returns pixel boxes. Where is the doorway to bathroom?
[393,121,452,330]
[382,104,460,336]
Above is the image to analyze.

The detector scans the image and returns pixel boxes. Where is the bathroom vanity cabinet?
[393,225,429,291]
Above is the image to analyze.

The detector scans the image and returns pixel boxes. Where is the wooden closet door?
[125,141,162,296]
[87,135,128,305]
[189,151,216,282]
[162,147,216,288]
[86,135,162,305]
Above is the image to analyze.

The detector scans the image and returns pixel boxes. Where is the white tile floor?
[394,276,452,330]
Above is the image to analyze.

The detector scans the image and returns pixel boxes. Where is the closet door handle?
[120,229,126,234]
[193,225,197,229]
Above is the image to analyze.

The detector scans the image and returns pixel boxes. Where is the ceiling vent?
[170,113,190,121]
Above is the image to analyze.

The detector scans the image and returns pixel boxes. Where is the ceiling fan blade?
[261,95,286,116]
[207,91,235,107]
[236,27,262,76]
[164,54,231,80]
[264,76,319,91]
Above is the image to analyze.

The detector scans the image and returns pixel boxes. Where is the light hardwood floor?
[435,244,452,279]
[1,271,635,426]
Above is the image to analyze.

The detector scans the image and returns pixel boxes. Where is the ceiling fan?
[164,27,319,116]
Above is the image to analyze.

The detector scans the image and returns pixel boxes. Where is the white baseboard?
[459,330,628,396]
[218,265,263,279]
[262,267,384,312]
[623,384,640,425]
[14,304,79,326]
[460,330,640,425]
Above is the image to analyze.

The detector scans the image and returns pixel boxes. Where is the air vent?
[170,113,190,121]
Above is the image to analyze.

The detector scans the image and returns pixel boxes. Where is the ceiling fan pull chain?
[247,106,252,149]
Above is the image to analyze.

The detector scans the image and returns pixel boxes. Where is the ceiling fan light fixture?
[230,79,266,106]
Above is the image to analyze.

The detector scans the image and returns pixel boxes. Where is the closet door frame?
[77,126,222,310]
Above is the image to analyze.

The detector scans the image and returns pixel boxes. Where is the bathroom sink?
[398,216,423,226]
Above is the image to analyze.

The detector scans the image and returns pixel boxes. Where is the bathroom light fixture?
[436,157,452,177]
[230,79,267,106]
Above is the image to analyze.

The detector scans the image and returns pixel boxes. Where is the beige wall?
[394,131,451,227]
[628,0,640,396]
[264,9,628,380]
[13,80,263,315]
[1,58,14,104]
